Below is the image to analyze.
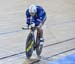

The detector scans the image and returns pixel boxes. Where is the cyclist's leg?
[36,16,46,45]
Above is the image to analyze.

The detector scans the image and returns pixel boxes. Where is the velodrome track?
[0,0,75,64]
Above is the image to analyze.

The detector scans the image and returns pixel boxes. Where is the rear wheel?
[26,33,34,59]
[36,34,43,56]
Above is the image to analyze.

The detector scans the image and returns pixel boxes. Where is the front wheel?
[26,33,34,59]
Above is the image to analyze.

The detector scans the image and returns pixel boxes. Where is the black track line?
[0,37,75,60]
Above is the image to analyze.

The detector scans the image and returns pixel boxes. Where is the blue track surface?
[48,54,75,64]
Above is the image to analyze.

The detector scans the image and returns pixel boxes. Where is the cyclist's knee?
[37,27,42,31]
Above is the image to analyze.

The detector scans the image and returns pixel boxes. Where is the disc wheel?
[36,36,43,56]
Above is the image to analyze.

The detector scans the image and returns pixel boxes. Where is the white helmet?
[29,5,37,13]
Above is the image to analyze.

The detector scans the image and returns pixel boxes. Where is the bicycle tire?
[26,33,34,59]
[36,36,43,56]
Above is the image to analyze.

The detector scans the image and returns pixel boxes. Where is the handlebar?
[22,27,35,31]
[22,23,35,31]
[22,27,29,30]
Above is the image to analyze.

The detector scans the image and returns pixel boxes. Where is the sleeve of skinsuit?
[26,9,31,25]
[39,11,46,22]
[37,6,46,23]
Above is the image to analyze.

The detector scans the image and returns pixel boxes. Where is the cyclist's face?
[30,13,36,16]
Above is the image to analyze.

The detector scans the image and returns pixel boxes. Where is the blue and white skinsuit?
[26,6,46,26]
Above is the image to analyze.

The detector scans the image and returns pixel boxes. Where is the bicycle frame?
[22,27,43,58]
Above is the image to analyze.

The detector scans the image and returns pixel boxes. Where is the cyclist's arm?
[26,9,31,25]
[37,12,46,23]
[36,11,46,28]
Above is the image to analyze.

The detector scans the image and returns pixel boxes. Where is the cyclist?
[25,4,47,46]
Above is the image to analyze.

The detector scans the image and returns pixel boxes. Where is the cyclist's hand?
[22,24,29,30]
[30,22,35,28]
